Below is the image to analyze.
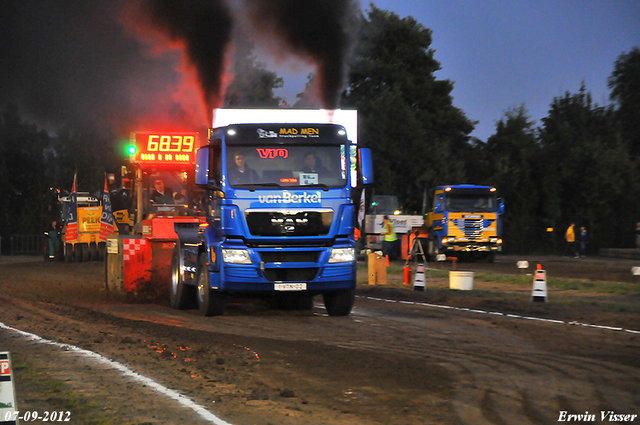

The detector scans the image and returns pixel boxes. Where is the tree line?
[342,6,640,254]
[1,5,638,255]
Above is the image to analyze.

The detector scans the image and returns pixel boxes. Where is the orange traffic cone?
[403,265,412,285]
[385,255,390,267]
[537,263,542,270]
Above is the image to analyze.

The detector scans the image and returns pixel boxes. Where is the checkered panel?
[123,238,148,261]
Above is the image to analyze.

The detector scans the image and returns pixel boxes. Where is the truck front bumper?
[211,242,357,293]
[443,243,502,252]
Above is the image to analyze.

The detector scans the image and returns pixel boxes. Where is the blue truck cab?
[170,109,373,316]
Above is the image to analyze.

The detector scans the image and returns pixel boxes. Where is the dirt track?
[0,255,639,424]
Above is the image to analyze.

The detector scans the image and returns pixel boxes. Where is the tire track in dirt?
[81,295,640,425]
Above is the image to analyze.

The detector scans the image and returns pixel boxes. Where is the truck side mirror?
[499,202,505,214]
[358,148,374,186]
[435,202,443,213]
[195,142,222,189]
[195,147,210,186]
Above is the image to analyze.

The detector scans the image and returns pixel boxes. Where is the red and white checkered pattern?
[123,239,148,261]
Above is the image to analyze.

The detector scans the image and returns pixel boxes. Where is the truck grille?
[263,268,319,282]
[259,251,320,263]
[451,218,483,239]
[245,210,332,236]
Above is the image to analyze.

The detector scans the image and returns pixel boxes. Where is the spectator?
[46,220,60,260]
[381,215,397,261]
[578,226,588,257]
[564,223,577,258]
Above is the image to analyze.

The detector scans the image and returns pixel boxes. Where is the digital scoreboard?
[131,132,198,166]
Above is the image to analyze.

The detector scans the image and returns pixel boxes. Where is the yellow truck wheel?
[90,242,98,261]
[98,242,106,261]
[65,244,74,262]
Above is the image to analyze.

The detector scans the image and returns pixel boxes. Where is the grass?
[358,262,640,295]
[356,261,640,321]
[548,278,639,294]
[11,355,146,425]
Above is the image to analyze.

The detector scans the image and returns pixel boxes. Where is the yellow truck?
[60,193,106,261]
[425,185,504,262]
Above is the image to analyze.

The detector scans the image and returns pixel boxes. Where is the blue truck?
[170,109,373,316]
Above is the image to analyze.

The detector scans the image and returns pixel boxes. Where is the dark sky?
[365,0,640,141]
[4,0,638,142]
[0,0,187,134]
[0,0,358,136]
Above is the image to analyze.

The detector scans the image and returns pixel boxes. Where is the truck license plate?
[275,283,307,291]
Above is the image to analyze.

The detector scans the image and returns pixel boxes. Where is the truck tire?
[196,253,227,316]
[428,237,438,262]
[65,244,74,262]
[74,244,83,262]
[90,242,98,261]
[81,243,89,262]
[98,242,106,261]
[170,245,194,309]
[322,288,355,316]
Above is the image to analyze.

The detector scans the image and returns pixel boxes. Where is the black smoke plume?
[245,0,358,109]
[135,0,234,116]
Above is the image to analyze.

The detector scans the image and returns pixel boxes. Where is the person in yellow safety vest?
[381,215,397,261]
[564,223,577,257]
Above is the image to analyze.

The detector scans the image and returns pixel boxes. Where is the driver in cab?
[229,153,259,185]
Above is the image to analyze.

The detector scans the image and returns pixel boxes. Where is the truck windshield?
[226,145,348,189]
[146,171,204,217]
[445,194,498,212]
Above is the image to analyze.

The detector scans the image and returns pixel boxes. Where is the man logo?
[257,128,277,138]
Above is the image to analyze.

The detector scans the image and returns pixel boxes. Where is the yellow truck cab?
[426,185,504,262]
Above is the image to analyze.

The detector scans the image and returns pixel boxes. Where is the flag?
[99,174,116,241]
[357,189,365,227]
[65,173,78,242]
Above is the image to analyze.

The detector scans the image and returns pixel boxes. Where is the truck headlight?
[328,247,355,263]
[222,249,252,264]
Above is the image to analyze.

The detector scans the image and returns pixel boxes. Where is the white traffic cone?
[531,264,547,302]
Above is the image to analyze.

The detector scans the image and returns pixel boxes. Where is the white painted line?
[0,322,232,425]
[356,296,640,335]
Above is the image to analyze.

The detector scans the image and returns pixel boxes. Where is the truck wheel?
[81,243,89,262]
[74,244,83,262]
[98,242,106,261]
[196,253,227,316]
[428,237,438,262]
[170,245,194,309]
[90,242,98,261]
[65,244,74,262]
[323,288,355,316]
